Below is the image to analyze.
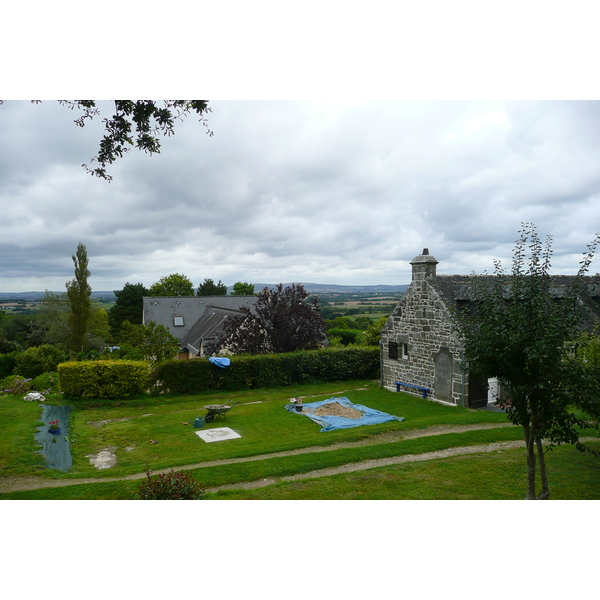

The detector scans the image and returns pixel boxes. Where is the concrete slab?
[195,427,241,443]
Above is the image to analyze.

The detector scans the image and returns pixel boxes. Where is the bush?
[156,347,380,394]
[136,468,205,500]
[0,375,31,396]
[0,351,19,379]
[58,360,150,399]
[14,345,67,379]
[30,371,59,394]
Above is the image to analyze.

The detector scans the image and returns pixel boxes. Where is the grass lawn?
[1,379,598,499]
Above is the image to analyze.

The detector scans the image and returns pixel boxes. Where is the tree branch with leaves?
[1,100,213,181]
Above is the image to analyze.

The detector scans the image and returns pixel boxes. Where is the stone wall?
[380,278,465,405]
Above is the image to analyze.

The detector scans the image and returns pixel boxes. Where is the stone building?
[380,249,600,407]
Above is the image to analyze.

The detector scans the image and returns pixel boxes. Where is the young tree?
[196,278,227,296]
[364,316,388,346]
[455,224,600,499]
[66,242,92,353]
[149,273,195,297]
[231,282,255,296]
[108,282,149,336]
[118,321,180,365]
[217,283,326,354]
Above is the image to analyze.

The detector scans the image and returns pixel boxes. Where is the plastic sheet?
[34,405,73,472]
[285,396,404,432]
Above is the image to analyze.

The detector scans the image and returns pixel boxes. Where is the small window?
[389,342,399,360]
[402,343,409,359]
[173,316,184,327]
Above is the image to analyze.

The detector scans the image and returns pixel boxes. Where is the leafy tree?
[217,283,326,354]
[66,242,92,353]
[569,330,600,370]
[108,282,149,336]
[455,224,600,500]
[0,100,213,181]
[39,291,107,351]
[149,273,194,297]
[325,317,352,331]
[38,292,70,350]
[364,316,388,346]
[327,328,362,346]
[231,282,255,296]
[118,321,180,365]
[196,278,227,296]
[0,313,41,350]
[87,306,110,350]
[0,336,19,355]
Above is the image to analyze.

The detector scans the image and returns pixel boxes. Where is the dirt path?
[209,439,528,492]
[0,422,516,494]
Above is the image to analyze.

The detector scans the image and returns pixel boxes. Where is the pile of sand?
[311,402,362,420]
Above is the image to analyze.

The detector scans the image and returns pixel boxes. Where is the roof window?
[173,316,184,327]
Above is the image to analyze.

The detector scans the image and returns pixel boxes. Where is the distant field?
[341,301,396,307]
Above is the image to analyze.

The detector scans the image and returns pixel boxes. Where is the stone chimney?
[410,248,438,281]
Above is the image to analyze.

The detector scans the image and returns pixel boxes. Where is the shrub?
[14,345,67,379]
[30,371,59,394]
[0,351,19,379]
[58,360,150,399]
[1,375,32,396]
[156,347,380,394]
[136,468,205,500]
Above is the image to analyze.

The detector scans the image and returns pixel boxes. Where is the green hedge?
[58,360,150,399]
[156,347,380,394]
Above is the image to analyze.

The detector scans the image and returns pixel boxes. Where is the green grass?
[210,442,600,500]
[4,440,599,500]
[3,380,508,480]
[2,379,598,499]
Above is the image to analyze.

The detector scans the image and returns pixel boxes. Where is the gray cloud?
[1,100,600,293]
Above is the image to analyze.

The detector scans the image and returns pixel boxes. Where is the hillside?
[0,283,409,301]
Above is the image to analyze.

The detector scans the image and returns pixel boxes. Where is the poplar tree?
[66,242,92,353]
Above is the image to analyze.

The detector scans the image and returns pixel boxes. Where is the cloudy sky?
[3,3,600,295]
[1,99,600,293]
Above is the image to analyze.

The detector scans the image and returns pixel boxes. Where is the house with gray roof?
[142,296,258,358]
[380,249,600,407]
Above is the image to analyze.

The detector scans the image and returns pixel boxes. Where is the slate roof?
[428,274,600,328]
[180,305,245,355]
[142,296,258,346]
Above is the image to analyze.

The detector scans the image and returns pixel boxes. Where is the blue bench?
[395,382,430,399]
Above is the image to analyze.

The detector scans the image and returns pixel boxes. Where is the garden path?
[0,422,516,494]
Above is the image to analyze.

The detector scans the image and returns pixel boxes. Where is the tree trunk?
[536,437,550,499]
[523,425,537,499]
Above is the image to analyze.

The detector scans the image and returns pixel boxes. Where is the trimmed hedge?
[155,347,380,394]
[58,360,150,399]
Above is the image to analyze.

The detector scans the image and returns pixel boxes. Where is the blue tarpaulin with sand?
[285,396,404,432]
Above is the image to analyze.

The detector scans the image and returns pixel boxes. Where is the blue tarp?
[209,357,231,368]
[285,396,404,432]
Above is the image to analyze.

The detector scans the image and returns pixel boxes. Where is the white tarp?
[195,427,241,443]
